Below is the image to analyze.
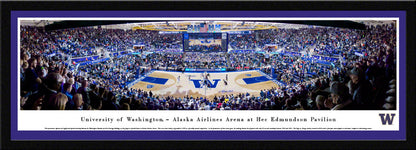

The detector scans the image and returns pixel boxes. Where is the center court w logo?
[379,113,396,125]
[191,79,220,88]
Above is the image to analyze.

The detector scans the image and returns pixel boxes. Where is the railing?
[71,50,131,63]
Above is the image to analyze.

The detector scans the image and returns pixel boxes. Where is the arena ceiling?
[104,21,308,31]
[20,20,62,27]
[20,20,395,31]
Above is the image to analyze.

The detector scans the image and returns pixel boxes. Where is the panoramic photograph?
[19,19,397,111]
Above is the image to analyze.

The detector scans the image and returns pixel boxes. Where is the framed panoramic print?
[11,10,406,140]
[2,1,414,150]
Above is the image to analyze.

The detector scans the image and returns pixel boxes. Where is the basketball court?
[130,70,280,99]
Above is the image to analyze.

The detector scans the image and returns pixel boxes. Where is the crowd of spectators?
[147,32,182,50]
[256,24,396,110]
[228,34,257,50]
[20,27,60,57]
[20,22,396,110]
[182,52,227,69]
[230,27,373,58]
[20,26,183,58]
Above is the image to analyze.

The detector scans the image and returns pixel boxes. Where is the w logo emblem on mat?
[147,84,154,89]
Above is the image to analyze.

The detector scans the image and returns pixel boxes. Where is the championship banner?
[200,23,208,33]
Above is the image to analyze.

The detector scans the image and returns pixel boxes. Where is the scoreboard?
[183,33,228,52]
[187,23,221,33]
